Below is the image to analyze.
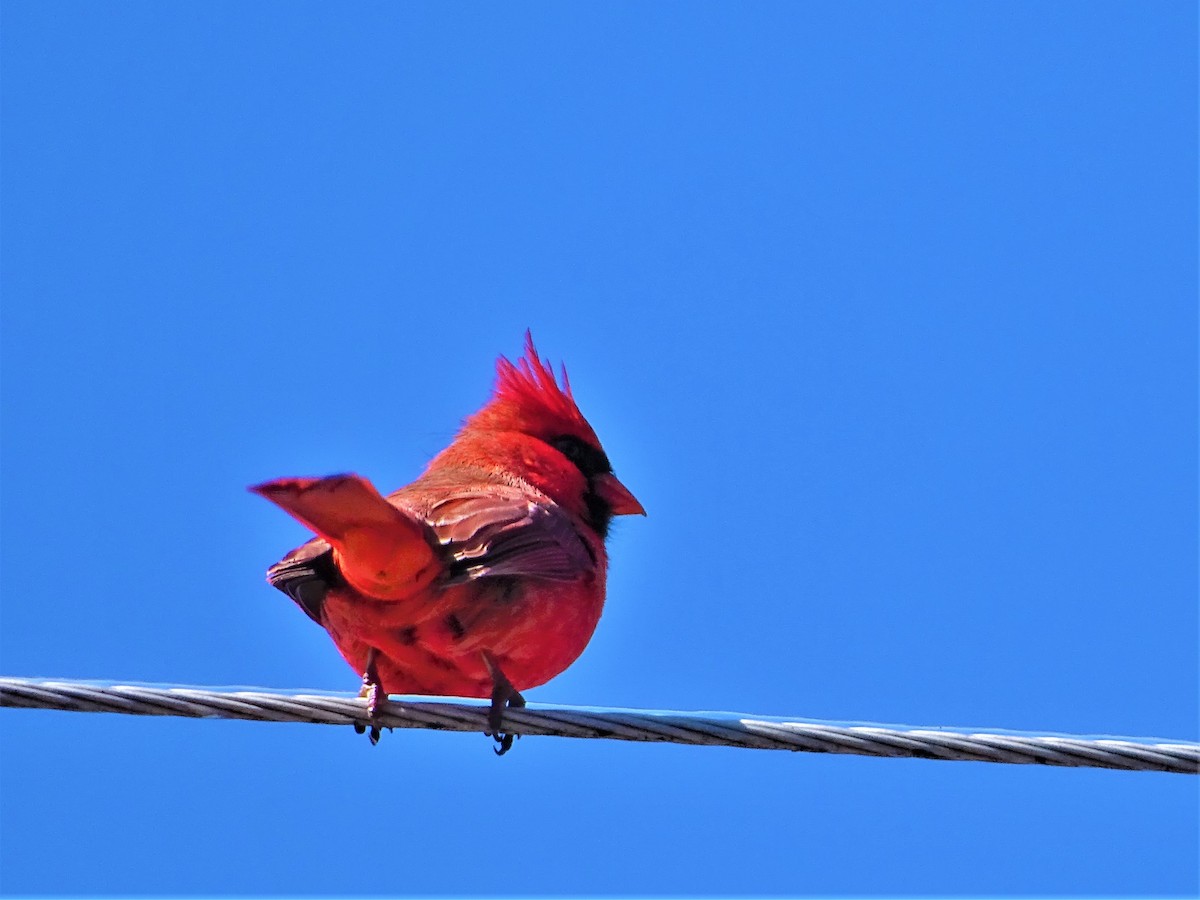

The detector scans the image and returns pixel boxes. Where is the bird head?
[464,332,645,538]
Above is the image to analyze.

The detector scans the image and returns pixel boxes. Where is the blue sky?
[1,2,1196,896]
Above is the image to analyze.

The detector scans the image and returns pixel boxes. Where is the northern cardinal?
[251,333,644,752]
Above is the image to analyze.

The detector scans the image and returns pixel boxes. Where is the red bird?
[251,334,644,752]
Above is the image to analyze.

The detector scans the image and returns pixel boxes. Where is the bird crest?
[472,331,598,442]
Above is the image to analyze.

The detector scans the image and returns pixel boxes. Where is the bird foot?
[353,649,387,745]
[483,654,525,756]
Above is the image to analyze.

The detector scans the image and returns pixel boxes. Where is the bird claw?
[353,721,385,744]
[483,653,525,757]
[492,732,517,756]
[355,648,387,746]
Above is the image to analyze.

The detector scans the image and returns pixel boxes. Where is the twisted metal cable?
[2,676,1196,774]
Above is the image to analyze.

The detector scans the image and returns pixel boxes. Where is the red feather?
[251,334,644,751]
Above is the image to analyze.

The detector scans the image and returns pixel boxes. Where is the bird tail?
[251,474,439,600]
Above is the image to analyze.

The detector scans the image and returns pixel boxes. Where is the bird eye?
[551,435,585,462]
[550,435,611,477]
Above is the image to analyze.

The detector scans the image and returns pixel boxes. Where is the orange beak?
[594,472,646,517]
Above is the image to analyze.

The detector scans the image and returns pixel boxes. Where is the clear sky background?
[2,3,1196,896]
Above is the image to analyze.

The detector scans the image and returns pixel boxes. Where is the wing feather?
[265,538,339,623]
[427,488,594,584]
[264,485,594,611]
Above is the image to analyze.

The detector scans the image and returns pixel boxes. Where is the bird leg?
[353,647,386,745]
[482,653,525,756]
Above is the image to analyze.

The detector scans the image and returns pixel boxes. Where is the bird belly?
[319,577,606,697]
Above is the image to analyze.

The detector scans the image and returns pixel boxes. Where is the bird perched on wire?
[251,333,644,753]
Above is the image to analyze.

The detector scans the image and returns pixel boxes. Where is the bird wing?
[265,484,595,617]
[253,474,441,600]
[265,537,340,624]
[424,487,596,584]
